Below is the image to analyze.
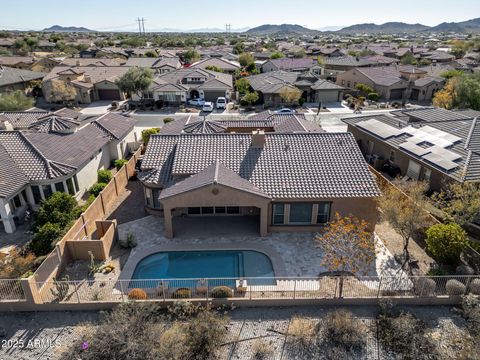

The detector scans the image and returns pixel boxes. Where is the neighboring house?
[0,112,139,234]
[190,58,241,74]
[42,66,129,103]
[0,107,82,130]
[124,57,182,74]
[139,131,380,238]
[262,58,317,73]
[307,47,344,57]
[420,51,456,63]
[336,65,445,102]
[342,107,480,192]
[159,112,323,135]
[247,71,344,106]
[0,56,36,70]
[0,66,45,93]
[136,68,234,104]
[324,56,375,74]
[59,58,127,67]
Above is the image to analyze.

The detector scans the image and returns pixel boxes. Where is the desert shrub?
[368,92,379,101]
[30,222,63,256]
[426,223,468,265]
[469,278,480,295]
[159,322,190,360]
[236,286,247,295]
[461,295,480,339]
[317,310,366,357]
[414,277,437,296]
[287,316,317,353]
[196,286,208,296]
[163,117,174,123]
[377,310,438,360]
[0,250,37,278]
[173,287,192,299]
[141,127,160,144]
[128,288,147,300]
[167,301,203,320]
[119,233,137,249]
[210,286,233,298]
[114,158,128,170]
[251,339,274,359]
[89,182,107,197]
[97,169,112,184]
[446,279,466,295]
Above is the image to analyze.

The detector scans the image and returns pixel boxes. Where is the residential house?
[0,112,139,234]
[139,131,380,238]
[342,107,480,192]
[124,57,182,74]
[136,68,234,104]
[335,65,445,101]
[0,66,45,93]
[190,58,241,74]
[0,56,36,70]
[261,58,317,73]
[42,66,129,103]
[0,107,82,130]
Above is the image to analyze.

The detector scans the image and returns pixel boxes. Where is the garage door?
[389,89,405,100]
[204,91,226,102]
[98,89,121,100]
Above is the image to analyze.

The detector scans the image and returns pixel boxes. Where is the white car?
[202,102,214,112]
[216,97,227,110]
[188,98,205,107]
[275,108,296,114]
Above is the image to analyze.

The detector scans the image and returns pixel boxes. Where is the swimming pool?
[131,250,275,283]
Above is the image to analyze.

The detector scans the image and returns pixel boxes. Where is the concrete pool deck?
[117,216,405,280]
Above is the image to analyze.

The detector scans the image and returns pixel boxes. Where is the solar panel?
[429,146,462,161]
[399,142,432,156]
[356,119,403,139]
[423,153,459,171]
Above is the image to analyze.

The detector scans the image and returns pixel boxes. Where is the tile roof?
[264,58,317,71]
[190,57,240,71]
[91,112,137,139]
[141,132,380,199]
[0,56,35,66]
[28,115,80,133]
[0,144,28,198]
[0,111,50,129]
[124,57,181,69]
[0,66,46,87]
[325,56,374,67]
[152,68,233,91]
[43,66,129,84]
[159,160,270,200]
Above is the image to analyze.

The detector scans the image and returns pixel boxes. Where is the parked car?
[216,97,227,110]
[202,102,214,112]
[188,98,205,107]
[275,108,296,114]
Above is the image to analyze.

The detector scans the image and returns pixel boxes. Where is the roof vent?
[251,130,265,148]
[284,143,290,151]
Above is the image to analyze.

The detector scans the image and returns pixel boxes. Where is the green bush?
[210,286,233,298]
[35,192,78,228]
[368,92,379,101]
[119,233,137,249]
[0,90,35,111]
[97,169,112,184]
[30,222,63,256]
[163,117,174,124]
[173,288,192,299]
[114,159,128,170]
[89,182,107,197]
[298,97,305,106]
[426,223,468,265]
[141,127,160,144]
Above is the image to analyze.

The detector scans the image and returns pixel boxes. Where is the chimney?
[76,60,81,67]
[251,130,265,148]
[84,75,92,83]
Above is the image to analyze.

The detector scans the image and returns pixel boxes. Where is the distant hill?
[246,24,318,35]
[337,22,429,34]
[42,25,92,32]
[337,18,480,34]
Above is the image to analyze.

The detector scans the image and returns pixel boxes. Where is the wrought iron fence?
[33,275,480,305]
[0,279,25,301]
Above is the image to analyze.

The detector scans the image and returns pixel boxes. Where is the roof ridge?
[92,118,117,139]
[464,117,477,150]
[17,131,56,178]
[213,160,219,184]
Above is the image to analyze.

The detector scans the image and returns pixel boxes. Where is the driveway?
[79,101,112,115]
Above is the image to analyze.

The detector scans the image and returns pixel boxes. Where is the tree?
[316,213,375,297]
[270,52,284,59]
[115,67,153,102]
[400,53,417,65]
[454,72,480,110]
[36,192,78,229]
[238,52,254,67]
[432,79,456,109]
[426,223,468,265]
[144,50,157,58]
[279,86,302,104]
[142,127,160,144]
[30,222,63,256]
[291,49,306,58]
[0,90,34,111]
[25,37,38,51]
[433,182,480,225]
[205,65,224,73]
[240,91,259,106]
[49,80,77,105]
[236,78,251,94]
[440,70,464,79]
[377,181,431,271]
[183,48,200,64]
[233,42,245,55]
[355,83,374,96]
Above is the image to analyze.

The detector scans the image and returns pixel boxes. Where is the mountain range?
[43,25,92,32]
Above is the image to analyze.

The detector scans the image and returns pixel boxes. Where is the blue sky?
[1,0,478,31]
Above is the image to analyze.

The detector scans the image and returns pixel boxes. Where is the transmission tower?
[136,18,142,35]
[141,18,146,35]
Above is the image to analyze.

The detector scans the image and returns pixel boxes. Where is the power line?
[136,18,142,35]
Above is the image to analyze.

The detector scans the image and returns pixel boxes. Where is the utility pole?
[136,18,142,35]
[141,18,146,35]
[225,24,231,36]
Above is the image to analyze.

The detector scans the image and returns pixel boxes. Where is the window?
[13,194,22,208]
[317,202,331,224]
[214,207,226,214]
[389,150,395,162]
[73,175,80,192]
[406,160,421,180]
[289,203,313,225]
[341,80,345,86]
[152,189,162,209]
[66,178,75,195]
[423,168,431,183]
[188,207,201,215]
[226,206,240,214]
[42,184,53,199]
[54,182,65,193]
[202,207,214,214]
[31,186,42,204]
[272,204,285,225]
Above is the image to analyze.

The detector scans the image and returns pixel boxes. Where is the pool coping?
[118,242,288,281]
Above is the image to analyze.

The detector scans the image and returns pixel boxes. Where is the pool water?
[132,250,275,282]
